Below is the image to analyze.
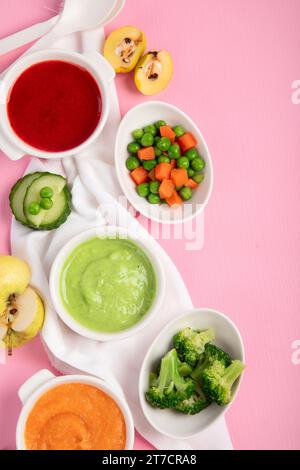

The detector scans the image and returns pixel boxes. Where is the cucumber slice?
[24,173,71,230]
[9,172,42,225]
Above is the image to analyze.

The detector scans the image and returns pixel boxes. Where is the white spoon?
[0,0,125,55]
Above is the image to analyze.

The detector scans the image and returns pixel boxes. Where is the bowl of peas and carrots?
[115,101,213,224]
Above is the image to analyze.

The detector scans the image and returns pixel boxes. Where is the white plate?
[139,308,245,439]
[115,101,213,224]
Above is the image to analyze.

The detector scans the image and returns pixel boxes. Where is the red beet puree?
[7,60,102,152]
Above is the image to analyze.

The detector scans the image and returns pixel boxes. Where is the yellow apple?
[2,287,44,349]
[0,255,30,315]
[0,256,44,352]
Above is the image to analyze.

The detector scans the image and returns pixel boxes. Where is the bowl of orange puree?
[16,369,134,450]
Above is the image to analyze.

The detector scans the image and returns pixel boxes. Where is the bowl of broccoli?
[138,308,245,439]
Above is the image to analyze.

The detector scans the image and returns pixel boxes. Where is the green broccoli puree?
[60,237,156,333]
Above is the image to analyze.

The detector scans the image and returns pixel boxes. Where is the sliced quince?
[134,50,173,95]
[104,26,146,73]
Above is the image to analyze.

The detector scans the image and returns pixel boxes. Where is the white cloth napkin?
[9,27,232,450]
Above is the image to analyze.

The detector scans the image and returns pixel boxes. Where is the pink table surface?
[1,0,300,451]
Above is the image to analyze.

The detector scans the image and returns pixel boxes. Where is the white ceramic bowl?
[115,101,213,224]
[105,0,126,23]
[139,308,245,439]
[50,226,166,342]
[16,369,134,450]
[0,49,115,160]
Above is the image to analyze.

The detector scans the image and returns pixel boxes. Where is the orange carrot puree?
[25,383,126,450]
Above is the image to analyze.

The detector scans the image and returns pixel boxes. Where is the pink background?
[1,0,300,450]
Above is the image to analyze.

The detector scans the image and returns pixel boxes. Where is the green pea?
[154,147,162,157]
[155,120,167,129]
[158,156,170,163]
[176,186,183,191]
[126,156,140,170]
[185,148,199,161]
[144,124,157,136]
[143,160,157,171]
[40,197,53,210]
[191,157,206,172]
[127,141,141,154]
[40,186,53,198]
[150,181,160,194]
[173,125,185,138]
[187,168,195,177]
[141,132,154,147]
[148,193,161,204]
[137,182,150,198]
[28,202,40,215]
[177,157,190,169]
[168,143,181,159]
[157,137,171,151]
[132,128,144,140]
[154,135,161,144]
[179,187,193,201]
[192,173,205,184]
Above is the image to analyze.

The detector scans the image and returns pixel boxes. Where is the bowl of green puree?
[50,227,165,341]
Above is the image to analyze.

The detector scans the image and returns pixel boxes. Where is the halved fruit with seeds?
[104,26,146,73]
[134,50,173,95]
[1,287,44,350]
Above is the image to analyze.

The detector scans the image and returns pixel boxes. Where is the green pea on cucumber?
[9,172,71,230]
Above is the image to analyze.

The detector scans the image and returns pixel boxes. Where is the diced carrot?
[160,125,176,143]
[184,178,198,189]
[159,179,175,199]
[166,190,183,207]
[170,159,176,169]
[148,169,156,181]
[137,146,155,160]
[155,162,172,181]
[177,132,197,152]
[131,167,148,185]
[171,168,188,187]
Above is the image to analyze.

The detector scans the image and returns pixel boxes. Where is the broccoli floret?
[155,357,193,378]
[178,359,193,377]
[173,327,215,367]
[149,371,158,387]
[175,383,211,415]
[202,359,245,406]
[146,349,195,409]
[191,343,232,381]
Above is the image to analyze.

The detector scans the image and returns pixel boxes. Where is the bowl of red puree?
[0,50,115,159]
